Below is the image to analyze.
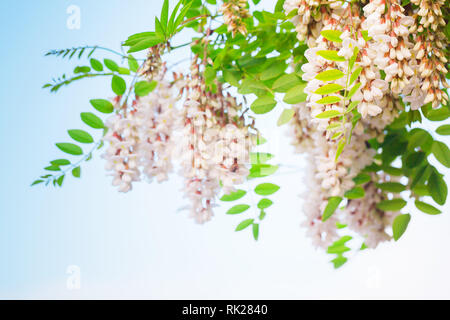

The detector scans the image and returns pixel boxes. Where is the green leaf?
[336,222,347,229]
[415,200,441,215]
[255,134,267,146]
[31,180,44,186]
[251,96,277,114]
[349,67,362,85]
[326,123,341,130]
[431,141,450,168]
[89,58,103,72]
[376,199,407,211]
[424,106,450,121]
[56,175,65,187]
[320,30,343,43]
[90,99,114,114]
[68,129,94,144]
[327,245,351,254]
[257,198,273,209]
[331,131,343,140]
[332,255,348,269]
[344,187,365,199]
[314,83,344,95]
[227,204,250,215]
[135,80,157,97]
[315,69,345,81]
[272,73,301,92]
[316,96,342,105]
[377,182,406,193]
[155,17,165,39]
[252,223,259,240]
[383,166,403,176]
[235,219,254,231]
[353,173,371,185]
[80,112,104,129]
[248,164,278,178]
[160,0,169,29]
[436,124,450,135]
[128,55,139,72]
[428,172,447,205]
[361,30,371,41]
[316,50,346,62]
[260,62,287,81]
[411,164,431,189]
[408,128,433,152]
[316,110,341,119]
[346,101,359,114]
[204,66,216,85]
[104,59,119,72]
[405,151,425,168]
[345,82,361,99]
[335,139,346,162]
[44,165,61,172]
[128,36,164,53]
[50,159,71,166]
[74,66,91,73]
[283,84,307,104]
[322,196,342,222]
[239,78,266,95]
[392,214,411,241]
[168,0,182,34]
[72,166,81,178]
[55,143,83,156]
[220,189,246,201]
[329,235,352,246]
[254,183,280,196]
[174,0,193,29]
[118,67,130,75]
[259,210,266,220]
[250,152,274,164]
[111,75,126,96]
[349,47,359,70]
[277,108,295,126]
[412,184,430,197]
[223,69,241,87]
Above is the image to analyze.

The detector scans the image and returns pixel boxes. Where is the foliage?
[34,0,450,269]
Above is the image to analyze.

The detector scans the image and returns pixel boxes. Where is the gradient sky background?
[1,0,450,299]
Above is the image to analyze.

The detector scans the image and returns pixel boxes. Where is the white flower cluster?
[103,58,254,224]
[102,71,181,193]
[103,100,141,193]
[283,0,322,43]
[343,177,399,249]
[220,0,250,36]
[407,0,449,108]
[179,58,253,223]
[137,75,181,183]
[286,0,449,249]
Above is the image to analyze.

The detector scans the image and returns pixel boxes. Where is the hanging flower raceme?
[342,175,400,249]
[283,0,323,44]
[179,55,254,223]
[220,0,251,36]
[102,68,182,192]
[102,97,141,193]
[137,68,183,183]
[36,0,450,269]
[408,0,449,108]
[286,0,426,251]
[139,43,165,81]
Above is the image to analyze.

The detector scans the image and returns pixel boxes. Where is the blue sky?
[1,0,450,299]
